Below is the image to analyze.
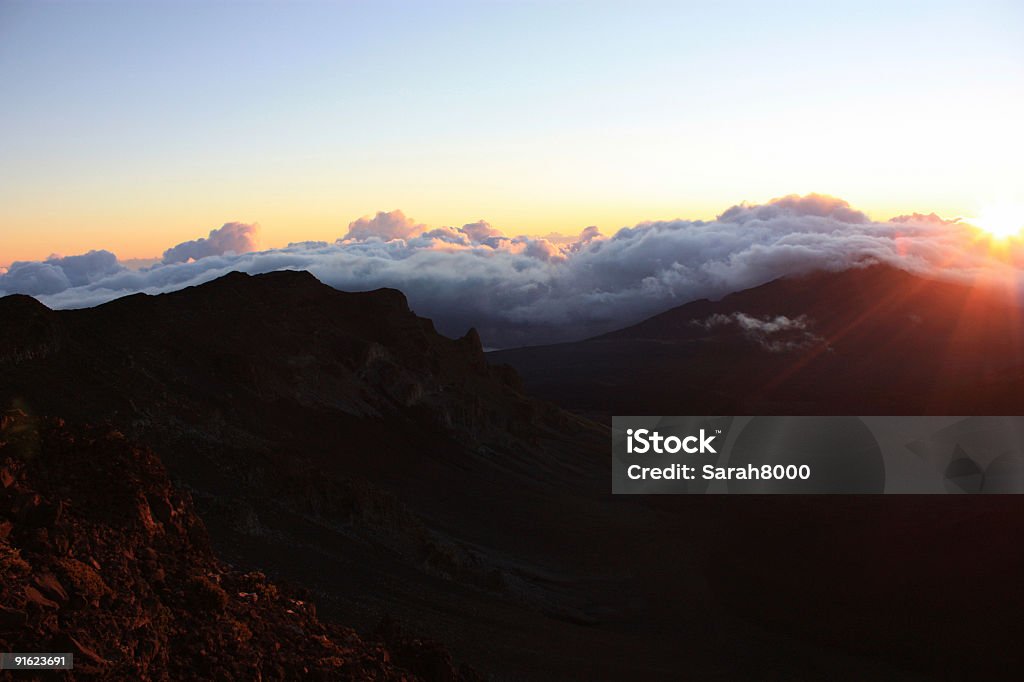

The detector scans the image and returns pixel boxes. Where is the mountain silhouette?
[492,264,1024,419]
[2,267,1022,679]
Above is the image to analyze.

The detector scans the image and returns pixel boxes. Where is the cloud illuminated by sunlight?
[966,203,1024,240]
[6,194,1024,348]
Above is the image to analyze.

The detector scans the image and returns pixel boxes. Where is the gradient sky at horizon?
[1,0,1022,265]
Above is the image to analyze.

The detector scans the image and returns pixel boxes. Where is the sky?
[1,0,1021,266]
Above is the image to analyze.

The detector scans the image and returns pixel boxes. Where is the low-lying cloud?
[2,195,1022,348]
[0,250,122,296]
[694,313,823,353]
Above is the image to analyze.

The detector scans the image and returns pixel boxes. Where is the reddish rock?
[0,413,468,681]
[24,585,59,610]
[32,573,68,604]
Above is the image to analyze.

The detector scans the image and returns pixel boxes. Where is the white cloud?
[162,222,259,264]
[2,195,1021,348]
[695,313,823,352]
[342,210,424,242]
[0,250,123,296]
[717,193,869,225]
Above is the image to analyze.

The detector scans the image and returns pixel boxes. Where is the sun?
[969,203,1024,239]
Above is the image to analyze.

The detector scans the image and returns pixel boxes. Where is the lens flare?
[968,204,1024,239]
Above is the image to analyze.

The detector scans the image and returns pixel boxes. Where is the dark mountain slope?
[2,269,1022,679]
[0,271,702,680]
[492,265,1024,418]
[0,271,602,552]
[486,264,1024,679]
[0,410,473,680]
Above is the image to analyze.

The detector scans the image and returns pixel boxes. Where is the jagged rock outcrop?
[0,410,480,681]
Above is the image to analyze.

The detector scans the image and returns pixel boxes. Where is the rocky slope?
[0,409,479,680]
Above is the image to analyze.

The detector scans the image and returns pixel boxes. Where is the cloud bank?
[0,250,122,296]
[2,195,1022,348]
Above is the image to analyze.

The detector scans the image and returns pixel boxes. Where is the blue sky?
[1,0,1021,263]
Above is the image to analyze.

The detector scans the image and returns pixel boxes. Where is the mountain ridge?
[491,264,1024,418]
[2,270,663,680]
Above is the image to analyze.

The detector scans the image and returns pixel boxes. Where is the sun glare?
[969,204,1024,239]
